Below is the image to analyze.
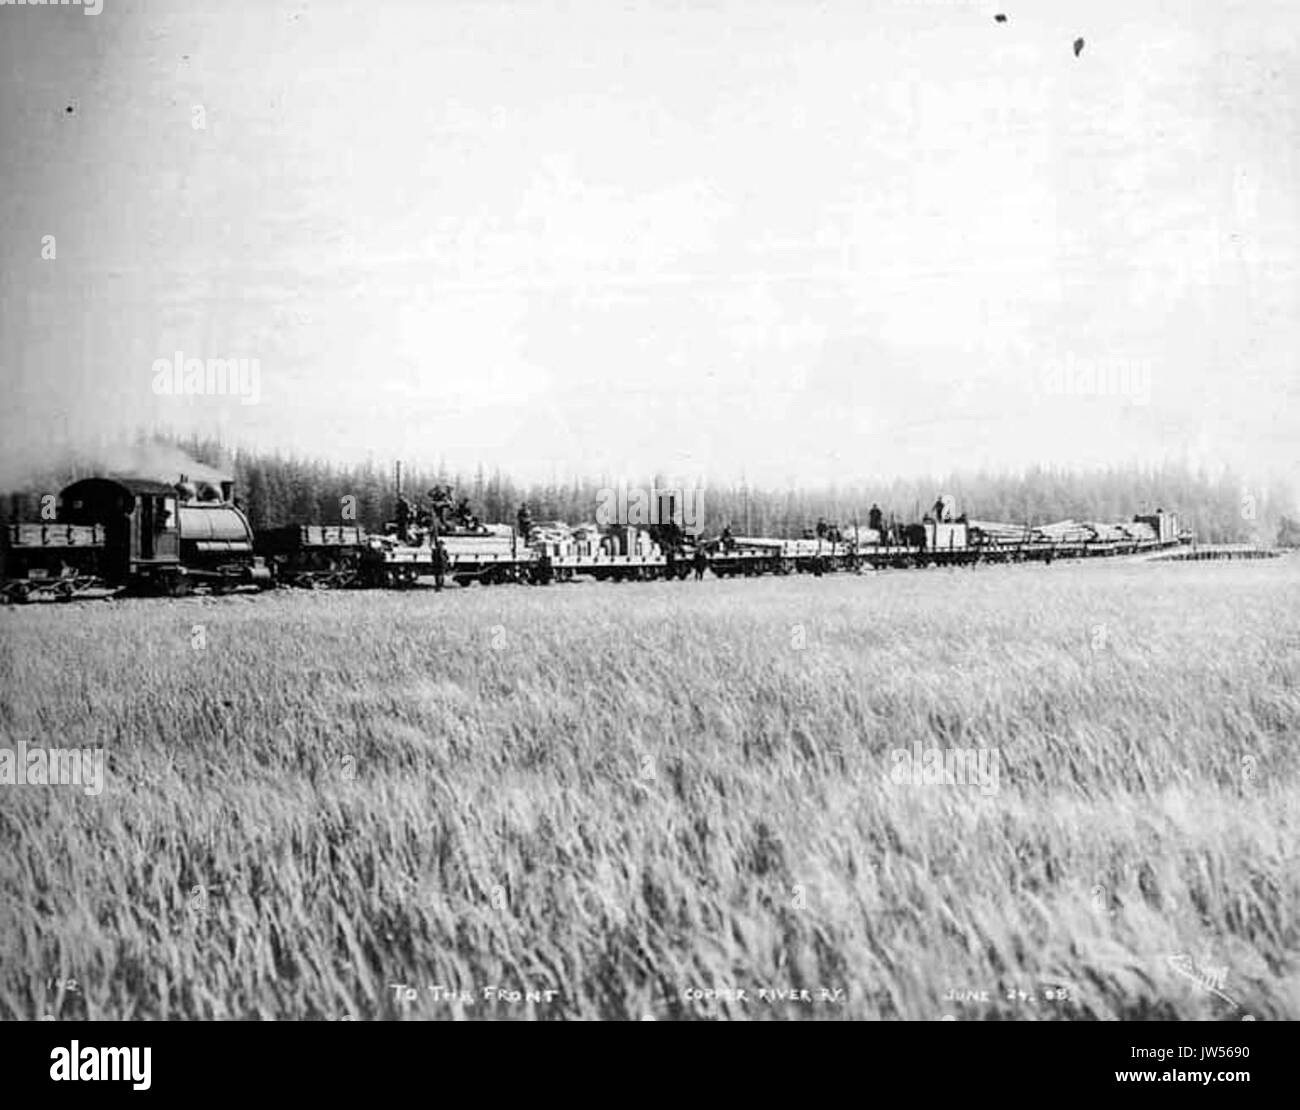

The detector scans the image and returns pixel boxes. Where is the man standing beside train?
[693,545,708,581]
[431,532,446,591]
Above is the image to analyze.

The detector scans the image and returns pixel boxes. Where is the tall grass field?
[2,557,1297,1020]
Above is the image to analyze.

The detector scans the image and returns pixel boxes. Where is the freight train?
[0,471,1186,602]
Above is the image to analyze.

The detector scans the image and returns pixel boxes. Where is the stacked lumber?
[780,539,832,558]
[969,517,1161,548]
[1037,520,1093,544]
[967,520,1033,544]
[1085,523,1128,543]
[522,523,664,559]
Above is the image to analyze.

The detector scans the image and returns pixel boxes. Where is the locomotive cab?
[61,477,181,582]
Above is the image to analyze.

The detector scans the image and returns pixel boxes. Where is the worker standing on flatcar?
[693,545,708,581]
[428,485,453,529]
[516,502,532,541]
[868,503,883,533]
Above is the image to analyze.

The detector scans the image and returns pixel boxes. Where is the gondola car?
[256,524,367,588]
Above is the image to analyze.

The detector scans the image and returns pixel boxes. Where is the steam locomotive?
[1,474,270,601]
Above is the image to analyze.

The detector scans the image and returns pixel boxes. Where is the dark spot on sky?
[994,14,1007,23]
[65,105,75,115]
[1073,37,1085,57]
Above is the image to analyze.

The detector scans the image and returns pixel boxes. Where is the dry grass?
[1,557,1298,1020]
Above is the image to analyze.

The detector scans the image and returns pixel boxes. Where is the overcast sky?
[1,0,1296,490]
